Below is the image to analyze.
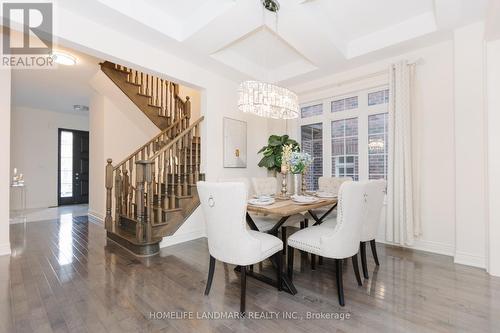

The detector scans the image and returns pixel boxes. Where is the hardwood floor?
[2,215,500,333]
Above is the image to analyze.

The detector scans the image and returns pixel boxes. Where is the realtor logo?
[2,2,53,54]
[1,2,55,68]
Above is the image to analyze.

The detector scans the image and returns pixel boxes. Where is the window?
[301,104,322,118]
[299,86,390,185]
[331,96,358,112]
[301,123,323,190]
[368,89,389,106]
[60,131,73,198]
[368,113,388,179]
[332,118,359,180]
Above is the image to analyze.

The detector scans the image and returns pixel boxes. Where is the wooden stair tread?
[111,227,161,245]
[126,81,142,87]
[113,68,131,74]
[152,206,182,213]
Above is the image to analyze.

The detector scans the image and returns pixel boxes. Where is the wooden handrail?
[113,115,189,170]
[149,116,204,161]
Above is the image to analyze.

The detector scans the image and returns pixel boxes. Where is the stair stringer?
[159,206,207,248]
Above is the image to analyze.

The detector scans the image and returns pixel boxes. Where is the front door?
[58,129,89,205]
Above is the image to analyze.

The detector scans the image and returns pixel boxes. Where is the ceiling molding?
[347,11,437,59]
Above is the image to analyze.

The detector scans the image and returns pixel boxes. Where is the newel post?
[114,169,122,222]
[185,96,191,129]
[105,159,114,231]
[144,161,154,243]
[135,162,145,242]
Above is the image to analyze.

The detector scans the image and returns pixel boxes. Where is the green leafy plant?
[258,135,300,172]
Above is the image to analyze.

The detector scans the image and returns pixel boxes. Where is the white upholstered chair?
[287,181,368,306]
[359,180,386,279]
[218,177,277,233]
[305,176,353,268]
[251,177,308,252]
[309,176,353,222]
[318,176,353,194]
[197,181,283,314]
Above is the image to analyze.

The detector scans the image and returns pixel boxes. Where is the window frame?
[297,85,389,183]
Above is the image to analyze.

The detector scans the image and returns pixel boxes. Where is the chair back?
[252,177,277,196]
[321,181,367,258]
[318,176,352,195]
[361,180,386,241]
[197,181,260,265]
[218,178,251,198]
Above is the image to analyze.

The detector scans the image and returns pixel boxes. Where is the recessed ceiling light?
[73,105,89,112]
[52,51,77,66]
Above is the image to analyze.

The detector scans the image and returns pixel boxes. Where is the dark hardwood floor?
[2,215,500,333]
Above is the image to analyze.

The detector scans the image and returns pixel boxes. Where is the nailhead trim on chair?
[288,188,346,256]
[287,239,322,255]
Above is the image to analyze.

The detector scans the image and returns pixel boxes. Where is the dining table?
[242,196,338,295]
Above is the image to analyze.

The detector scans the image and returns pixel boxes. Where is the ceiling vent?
[73,105,89,112]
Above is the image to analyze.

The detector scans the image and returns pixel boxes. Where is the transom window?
[301,104,323,118]
[331,96,358,113]
[368,89,389,106]
[298,87,389,190]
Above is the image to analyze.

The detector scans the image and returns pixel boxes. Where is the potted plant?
[257,135,300,174]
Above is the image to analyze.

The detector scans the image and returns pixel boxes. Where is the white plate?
[291,195,319,205]
[248,198,275,206]
[252,194,274,200]
[316,192,337,198]
[292,200,319,205]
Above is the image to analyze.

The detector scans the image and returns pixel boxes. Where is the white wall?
[291,41,457,257]
[0,69,11,255]
[88,71,160,220]
[453,22,487,268]
[486,38,500,276]
[9,106,89,210]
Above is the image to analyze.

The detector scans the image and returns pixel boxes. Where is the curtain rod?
[299,58,422,96]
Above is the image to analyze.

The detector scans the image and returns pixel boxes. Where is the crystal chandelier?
[237,0,299,120]
[238,81,299,119]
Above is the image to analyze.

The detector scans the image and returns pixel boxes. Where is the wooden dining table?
[243,196,338,295]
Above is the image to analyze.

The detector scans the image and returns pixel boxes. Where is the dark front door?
[58,129,89,205]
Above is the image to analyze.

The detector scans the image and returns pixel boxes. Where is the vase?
[293,173,301,195]
[280,172,290,199]
[301,171,308,194]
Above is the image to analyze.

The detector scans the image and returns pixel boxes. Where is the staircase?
[101,62,204,256]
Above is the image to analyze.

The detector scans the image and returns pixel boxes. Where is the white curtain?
[386,60,420,245]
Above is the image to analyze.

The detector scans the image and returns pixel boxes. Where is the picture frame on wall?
[223,117,247,168]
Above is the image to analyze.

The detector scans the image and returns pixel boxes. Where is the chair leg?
[204,255,216,295]
[360,242,369,279]
[311,254,316,270]
[240,266,246,315]
[300,221,304,229]
[304,218,309,228]
[351,254,362,286]
[275,252,283,291]
[287,245,294,280]
[370,239,380,266]
[319,256,324,265]
[335,259,345,307]
[281,227,287,255]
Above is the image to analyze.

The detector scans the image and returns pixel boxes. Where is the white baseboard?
[454,251,486,269]
[88,211,104,226]
[377,238,454,257]
[0,243,11,256]
[160,229,206,248]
